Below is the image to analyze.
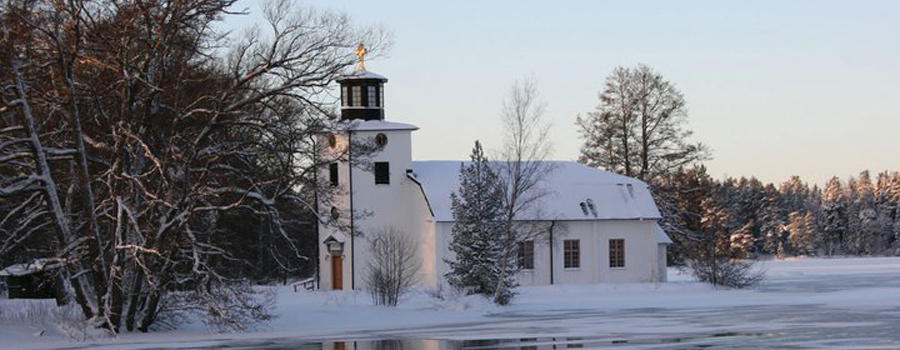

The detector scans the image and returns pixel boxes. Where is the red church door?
[331,255,343,290]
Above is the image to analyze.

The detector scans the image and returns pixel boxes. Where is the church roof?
[410,161,662,222]
[338,119,420,132]
[336,69,388,82]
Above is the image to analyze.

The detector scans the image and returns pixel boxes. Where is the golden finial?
[355,44,367,71]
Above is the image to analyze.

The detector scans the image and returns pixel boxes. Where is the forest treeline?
[655,166,900,264]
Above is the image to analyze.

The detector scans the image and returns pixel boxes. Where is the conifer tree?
[445,141,512,302]
[759,185,786,257]
[822,177,849,255]
[853,171,879,254]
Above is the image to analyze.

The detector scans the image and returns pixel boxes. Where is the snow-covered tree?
[729,221,755,258]
[651,165,715,264]
[758,185,786,257]
[850,171,881,254]
[822,177,849,255]
[445,141,512,303]
[890,173,900,254]
[786,212,815,256]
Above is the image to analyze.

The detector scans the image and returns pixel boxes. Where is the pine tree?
[890,173,900,254]
[822,177,849,255]
[729,221,755,258]
[874,171,895,254]
[853,171,879,254]
[759,185,785,257]
[445,141,512,302]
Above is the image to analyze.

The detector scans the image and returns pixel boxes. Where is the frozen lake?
[5,258,900,350]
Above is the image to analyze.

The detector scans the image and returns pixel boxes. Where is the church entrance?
[331,255,343,290]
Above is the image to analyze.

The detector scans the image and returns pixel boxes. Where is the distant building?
[0,259,65,304]
[316,63,672,290]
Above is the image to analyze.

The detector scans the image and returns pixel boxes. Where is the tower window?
[352,86,361,106]
[367,86,377,107]
[330,206,339,220]
[329,163,338,186]
[374,162,389,184]
[341,86,348,107]
[564,239,580,269]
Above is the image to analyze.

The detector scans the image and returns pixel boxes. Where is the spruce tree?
[445,141,510,301]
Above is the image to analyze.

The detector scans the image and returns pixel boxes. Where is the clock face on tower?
[375,133,388,148]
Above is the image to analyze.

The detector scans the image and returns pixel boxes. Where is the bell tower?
[338,44,388,121]
[319,46,434,291]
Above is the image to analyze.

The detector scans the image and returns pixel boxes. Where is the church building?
[317,53,672,291]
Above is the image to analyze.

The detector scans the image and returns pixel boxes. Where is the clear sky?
[224,0,899,186]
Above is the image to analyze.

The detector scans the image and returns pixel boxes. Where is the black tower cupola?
[338,45,388,121]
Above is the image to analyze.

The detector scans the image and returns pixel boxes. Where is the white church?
[317,59,672,291]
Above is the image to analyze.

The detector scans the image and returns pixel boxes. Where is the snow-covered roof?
[340,119,419,132]
[655,224,674,244]
[410,161,662,222]
[336,69,388,82]
[0,259,63,277]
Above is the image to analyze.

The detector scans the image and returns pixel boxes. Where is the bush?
[686,258,765,289]
[365,227,420,306]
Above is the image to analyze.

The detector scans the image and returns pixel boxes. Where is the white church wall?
[435,219,664,287]
[591,220,661,284]
[349,129,417,289]
[318,132,353,291]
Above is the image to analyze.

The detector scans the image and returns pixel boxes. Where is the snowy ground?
[3,257,900,349]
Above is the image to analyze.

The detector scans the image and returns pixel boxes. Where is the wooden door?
[331,255,343,290]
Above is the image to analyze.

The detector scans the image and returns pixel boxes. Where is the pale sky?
[224,0,900,186]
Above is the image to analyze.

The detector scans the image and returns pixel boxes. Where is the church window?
[609,239,625,268]
[518,240,535,270]
[374,162,390,184]
[564,239,580,269]
[329,163,338,186]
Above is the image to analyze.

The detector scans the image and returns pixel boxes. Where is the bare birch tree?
[492,78,557,305]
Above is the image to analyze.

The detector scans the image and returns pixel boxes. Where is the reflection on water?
[179,332,771,350]
[315,333,767,350]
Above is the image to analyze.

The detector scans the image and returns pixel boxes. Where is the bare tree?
[577,64,710,182]
[365,227,420,307]
[1,0,389,332]
[492,78,557,305]
[684,196,764,289]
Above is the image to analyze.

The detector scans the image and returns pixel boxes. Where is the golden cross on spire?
[355,44,367,71]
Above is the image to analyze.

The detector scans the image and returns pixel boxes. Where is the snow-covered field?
[3,257,900,349]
